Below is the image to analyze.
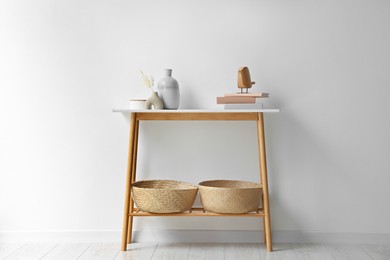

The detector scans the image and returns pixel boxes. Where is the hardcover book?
[224,92,269,98]
[216,96,256,104]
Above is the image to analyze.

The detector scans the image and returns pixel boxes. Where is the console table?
[113,109,279,252]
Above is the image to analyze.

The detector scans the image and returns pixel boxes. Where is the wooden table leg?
[127,119,139,244]
[257,112,273,252]
[121,113,137,251]
[262,193,267,243]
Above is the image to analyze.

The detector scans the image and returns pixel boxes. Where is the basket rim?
[131,179,198,190]
[199,179,262,189]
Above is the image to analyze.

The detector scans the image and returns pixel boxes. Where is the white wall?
[1,0,390,243]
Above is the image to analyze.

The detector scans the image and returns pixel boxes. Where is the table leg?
[121,113,137,251]
[257,112,273,252]
[127,119,139,243]
[262,194,266,243]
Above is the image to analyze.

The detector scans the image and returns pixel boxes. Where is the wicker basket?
[131,180,198,213]
[199,180,262,213]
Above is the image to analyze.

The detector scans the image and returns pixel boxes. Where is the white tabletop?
[112,108,280,113]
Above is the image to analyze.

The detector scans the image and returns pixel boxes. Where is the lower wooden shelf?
[129,207,265,217]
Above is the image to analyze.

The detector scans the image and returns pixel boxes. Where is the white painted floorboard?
[3,243,58,260]
[115,243,157,260]
[1,242,390,259]
[326,244,372,259]
[40,243,91,260]
[259,244,298,260]
[0,244,25,260]
[150,243,190,260]
[224,243,261,260]
[187,243,224,260]
[291,243,334,260]
[76,243,119,260]
[361,245,390,260]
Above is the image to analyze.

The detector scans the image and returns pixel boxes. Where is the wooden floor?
[1,243,390,259]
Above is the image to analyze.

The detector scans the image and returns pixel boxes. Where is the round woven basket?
[199,180,262,214]
[131,180,198,213]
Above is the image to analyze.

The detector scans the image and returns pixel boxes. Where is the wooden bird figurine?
[237,67,255,93]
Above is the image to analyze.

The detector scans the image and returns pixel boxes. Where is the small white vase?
[157,69,180,109]
[145,92,163,110]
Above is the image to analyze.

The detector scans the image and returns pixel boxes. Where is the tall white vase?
[157,69,180,109]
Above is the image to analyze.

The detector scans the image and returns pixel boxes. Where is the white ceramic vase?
[145,92,163,110]
[157,69,180,109]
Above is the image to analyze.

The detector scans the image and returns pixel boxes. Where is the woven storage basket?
[199,180,262,213]
[131,180,198,213]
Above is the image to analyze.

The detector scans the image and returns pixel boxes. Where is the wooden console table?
[113,109,279,252]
